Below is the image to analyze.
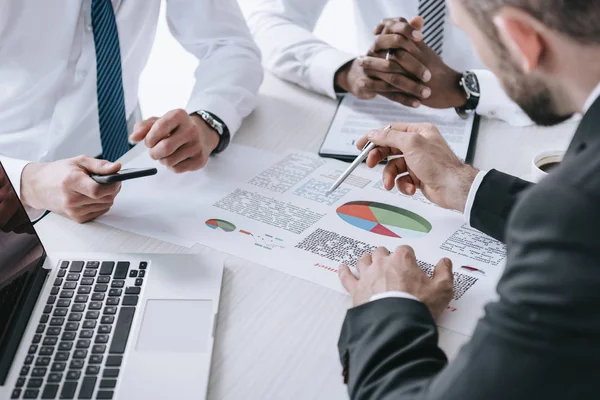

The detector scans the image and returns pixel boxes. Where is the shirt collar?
[583,82,600,113]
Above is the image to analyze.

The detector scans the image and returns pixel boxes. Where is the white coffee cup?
[531,150,565,182]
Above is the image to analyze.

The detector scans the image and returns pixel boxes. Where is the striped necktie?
[91,0,130,162]
[419,0,446,55]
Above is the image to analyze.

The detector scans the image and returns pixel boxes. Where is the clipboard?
[319,95,480,165]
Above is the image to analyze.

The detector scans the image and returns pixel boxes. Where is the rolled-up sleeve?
[246,0,356,99]
[166,0,264,135]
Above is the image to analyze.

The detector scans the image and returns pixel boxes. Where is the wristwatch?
[455,71,481,118]
[196,110,230,154]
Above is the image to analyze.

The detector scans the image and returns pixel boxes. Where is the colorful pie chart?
[205,219,236,232]
[336,201,432,239]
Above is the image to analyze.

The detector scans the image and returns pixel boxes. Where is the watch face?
[465,73,480,94]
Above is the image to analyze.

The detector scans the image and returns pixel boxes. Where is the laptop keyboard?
[11,260,148,400]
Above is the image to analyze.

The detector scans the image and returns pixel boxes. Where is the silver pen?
[326,141,378,196]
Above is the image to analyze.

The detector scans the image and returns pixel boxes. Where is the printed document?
[98,145,504,336]
[320,95,476,161]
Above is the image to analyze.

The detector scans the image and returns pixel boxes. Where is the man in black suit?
[336,0,600,398]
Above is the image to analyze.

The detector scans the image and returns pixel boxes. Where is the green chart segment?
[336,201,432,239]
[205,219,236,232]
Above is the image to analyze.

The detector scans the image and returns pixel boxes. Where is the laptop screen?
[0,162,47,385]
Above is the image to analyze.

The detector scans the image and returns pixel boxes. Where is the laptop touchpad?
[136,299,213,353]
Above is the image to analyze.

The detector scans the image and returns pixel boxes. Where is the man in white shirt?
[0,0,263,223]
[247,0,530,126]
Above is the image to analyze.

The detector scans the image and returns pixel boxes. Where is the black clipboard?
[318,96,481,165]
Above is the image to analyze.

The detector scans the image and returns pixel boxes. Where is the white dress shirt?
[0,0,263,197]
[247,0,532,127]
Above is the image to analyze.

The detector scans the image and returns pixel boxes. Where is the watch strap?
[196,111,230,154]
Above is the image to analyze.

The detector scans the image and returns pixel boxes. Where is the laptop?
[0,161,224,400]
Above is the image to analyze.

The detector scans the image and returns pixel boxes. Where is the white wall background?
[138,0,357,118]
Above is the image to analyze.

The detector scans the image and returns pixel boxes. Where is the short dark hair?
[460,0,600,45]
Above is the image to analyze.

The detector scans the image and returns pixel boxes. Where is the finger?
[72,209,112,224]
[159,142,202,168]
[366,125,424,151]
[338,264,358,294]
[145,109,189,148]
[381,20,423,42]
[168,154,208,174]
[433,258,454,286]
[396,174,417,195]
[386,50,431,83]
[74,202,113,216]
[379,92,422,109]
[366,69,431,99]
[148,128,190,160]
[409,16,425,32]
[373,17,402,35]
[356,253,372,276]
[75,177,121,200]
[392,245,417,264]
[72,192,119,207]
[76,156,121,175]
[358,56,405,74]
[383,158,408,190]
[372,246,391,260]
[129,117,159,143]
[370,33,420,58]
[365,146,401,168]
[356,135,371,151]
[357,77,403,93]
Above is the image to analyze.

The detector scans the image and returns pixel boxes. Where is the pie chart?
[336,201,432,239]
[205,219,236,232]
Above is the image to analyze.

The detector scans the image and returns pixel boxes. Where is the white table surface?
[35,72,579,400]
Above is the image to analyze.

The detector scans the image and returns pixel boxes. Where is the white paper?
[98,144,505,336]
[320,95,475,161]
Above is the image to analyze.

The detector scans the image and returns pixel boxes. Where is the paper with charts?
[98,144,506,336]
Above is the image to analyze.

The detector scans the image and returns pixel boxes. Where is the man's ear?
[493,8,543,73]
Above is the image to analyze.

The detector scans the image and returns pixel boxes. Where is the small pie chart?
[336,201,432,239]
[205,219,236,232]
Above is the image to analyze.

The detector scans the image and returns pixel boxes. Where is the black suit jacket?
[338,97,600,399]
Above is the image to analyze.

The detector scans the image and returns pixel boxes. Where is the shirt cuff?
[0,155,31,199]
[308,48,356,99]
[370,291,420,303]
[464,170,489,227]
[472,69,533,127]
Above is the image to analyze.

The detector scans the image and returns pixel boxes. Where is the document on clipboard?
[319,95,480,163]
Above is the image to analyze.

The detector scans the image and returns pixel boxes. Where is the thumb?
[338,264,358,295]
[129,117,159,143]
[433,258,454,284]
[409,16,425,32]
[367,124,417,151]
[77,156,122,175]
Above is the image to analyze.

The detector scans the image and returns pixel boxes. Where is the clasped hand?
[335,16,467,109]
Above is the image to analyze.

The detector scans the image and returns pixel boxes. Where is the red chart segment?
[370,223,400,238]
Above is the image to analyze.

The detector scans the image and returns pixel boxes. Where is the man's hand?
[130,109,219,173]
[366,17,468,109]
[357,123,479,212]
[334,59,379,101]
[338,246,454,318]
[20,156,122,223]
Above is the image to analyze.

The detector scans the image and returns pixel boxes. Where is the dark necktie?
[91,0,130,162]
[419,0,446,55]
